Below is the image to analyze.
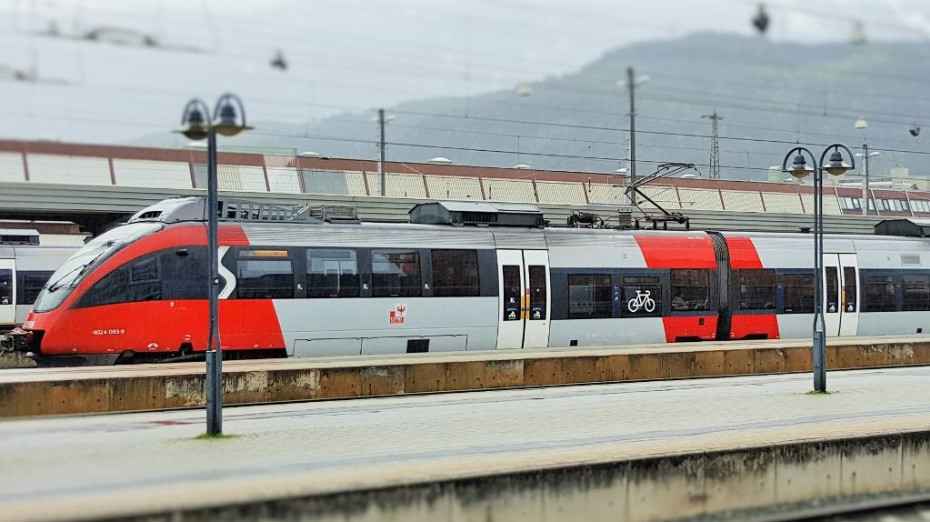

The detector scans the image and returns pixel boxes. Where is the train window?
[431,250,479,297]
[863,275,895,312]
[16,270,53,305]
[568,274,612,319]
[843,267,857,312]
[527,265,547,320]
[0,269,10,306]
[825,267,839,313]
[502,265,521,321]
[782,274,814,314]
[669,269,709,311]
[737,269,776,310]
[236,249,294,299]
[128,256,161,302]
[77,265,130,308]
[372,250,421,298]
[620,275,662,317]
[902,275,930,311]
[161,248,207,300]
[307,249,360,298]
[76,254,165,308]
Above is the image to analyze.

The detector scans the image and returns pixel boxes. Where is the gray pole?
[862,143,870,216]
[813,160,826,392]
[627,67,636,185]
[378,108,386,197]
[206,129,223,434]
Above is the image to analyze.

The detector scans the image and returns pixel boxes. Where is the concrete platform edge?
[15,430,930,522]
[2,337,929,418]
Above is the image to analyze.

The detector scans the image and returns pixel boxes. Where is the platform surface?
[2,366,930,521]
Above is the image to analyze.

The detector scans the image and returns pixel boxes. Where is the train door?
[496,250,551,349]
[0,259,13,326]
[823,253,859,337]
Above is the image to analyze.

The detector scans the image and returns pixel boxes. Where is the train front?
[11,221,164,360]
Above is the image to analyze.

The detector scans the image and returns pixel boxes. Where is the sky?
[2,0,930,144]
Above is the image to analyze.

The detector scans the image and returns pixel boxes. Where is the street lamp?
[179,93,251,436]
[855,148,880,216]
[781,144,855,393]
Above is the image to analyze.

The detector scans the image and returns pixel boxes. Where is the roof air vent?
[409,201,547,228]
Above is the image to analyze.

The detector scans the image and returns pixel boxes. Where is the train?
[12,196,930,364]
[0,229,77,335]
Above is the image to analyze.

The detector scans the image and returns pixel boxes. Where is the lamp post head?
[787,152,814,180]
[179,99,210,141]
[212,93,252,137]
[823,149,852,176]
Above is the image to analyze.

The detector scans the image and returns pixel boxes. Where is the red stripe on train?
[634,236,717,269]
[662,316,718,343]
[725,237,763,269]
[219,226,250,246]
[729,314,780,340]
[36,299,284,356]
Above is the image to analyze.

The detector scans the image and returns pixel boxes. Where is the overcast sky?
[2,0,930,144]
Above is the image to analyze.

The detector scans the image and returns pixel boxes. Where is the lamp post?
[179,93,251,435]
[781,144,855,393]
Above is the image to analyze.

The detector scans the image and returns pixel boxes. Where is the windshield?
[32,223,162,313]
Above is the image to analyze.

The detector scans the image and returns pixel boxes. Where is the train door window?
[669,269,709,311]
[843,267,857,312]
[782,274,814,314]
[568,274,612,319]
[902,275,930,311]
[0,269,10,305]
[620,275,662,317]
[527,265,547,320]
[128,255,161,302]
[16,270,53,305]
[307,249,360,298]
[737,269,776,310]
[825,267,839,313]
[372,250,421,297]
[502,265,521,321]
[863,275,895,312]
[236,249,294,299]
[431,250,479,297]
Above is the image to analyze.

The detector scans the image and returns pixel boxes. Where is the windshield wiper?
[46,243,115,292]
[47,264,87,292]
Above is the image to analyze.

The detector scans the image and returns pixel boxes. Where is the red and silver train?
[0,229,77,333]
[13,197,930,363]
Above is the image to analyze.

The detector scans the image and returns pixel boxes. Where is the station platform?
[2,335,930,418]
[2,367,930,522]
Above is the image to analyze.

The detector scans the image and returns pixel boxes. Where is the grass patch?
[194,432,240,441]
[805,390,836,396]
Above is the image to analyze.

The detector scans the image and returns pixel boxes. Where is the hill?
[138,33,930,181]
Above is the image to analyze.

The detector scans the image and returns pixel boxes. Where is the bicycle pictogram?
[627,290,656,313]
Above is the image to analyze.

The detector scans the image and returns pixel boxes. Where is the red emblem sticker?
[389,304,407,325]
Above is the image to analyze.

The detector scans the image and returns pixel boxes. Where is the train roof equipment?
[626,162,700,230]
[408,201,547,228]
[874,218,930,237]
[127,196,359,225]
